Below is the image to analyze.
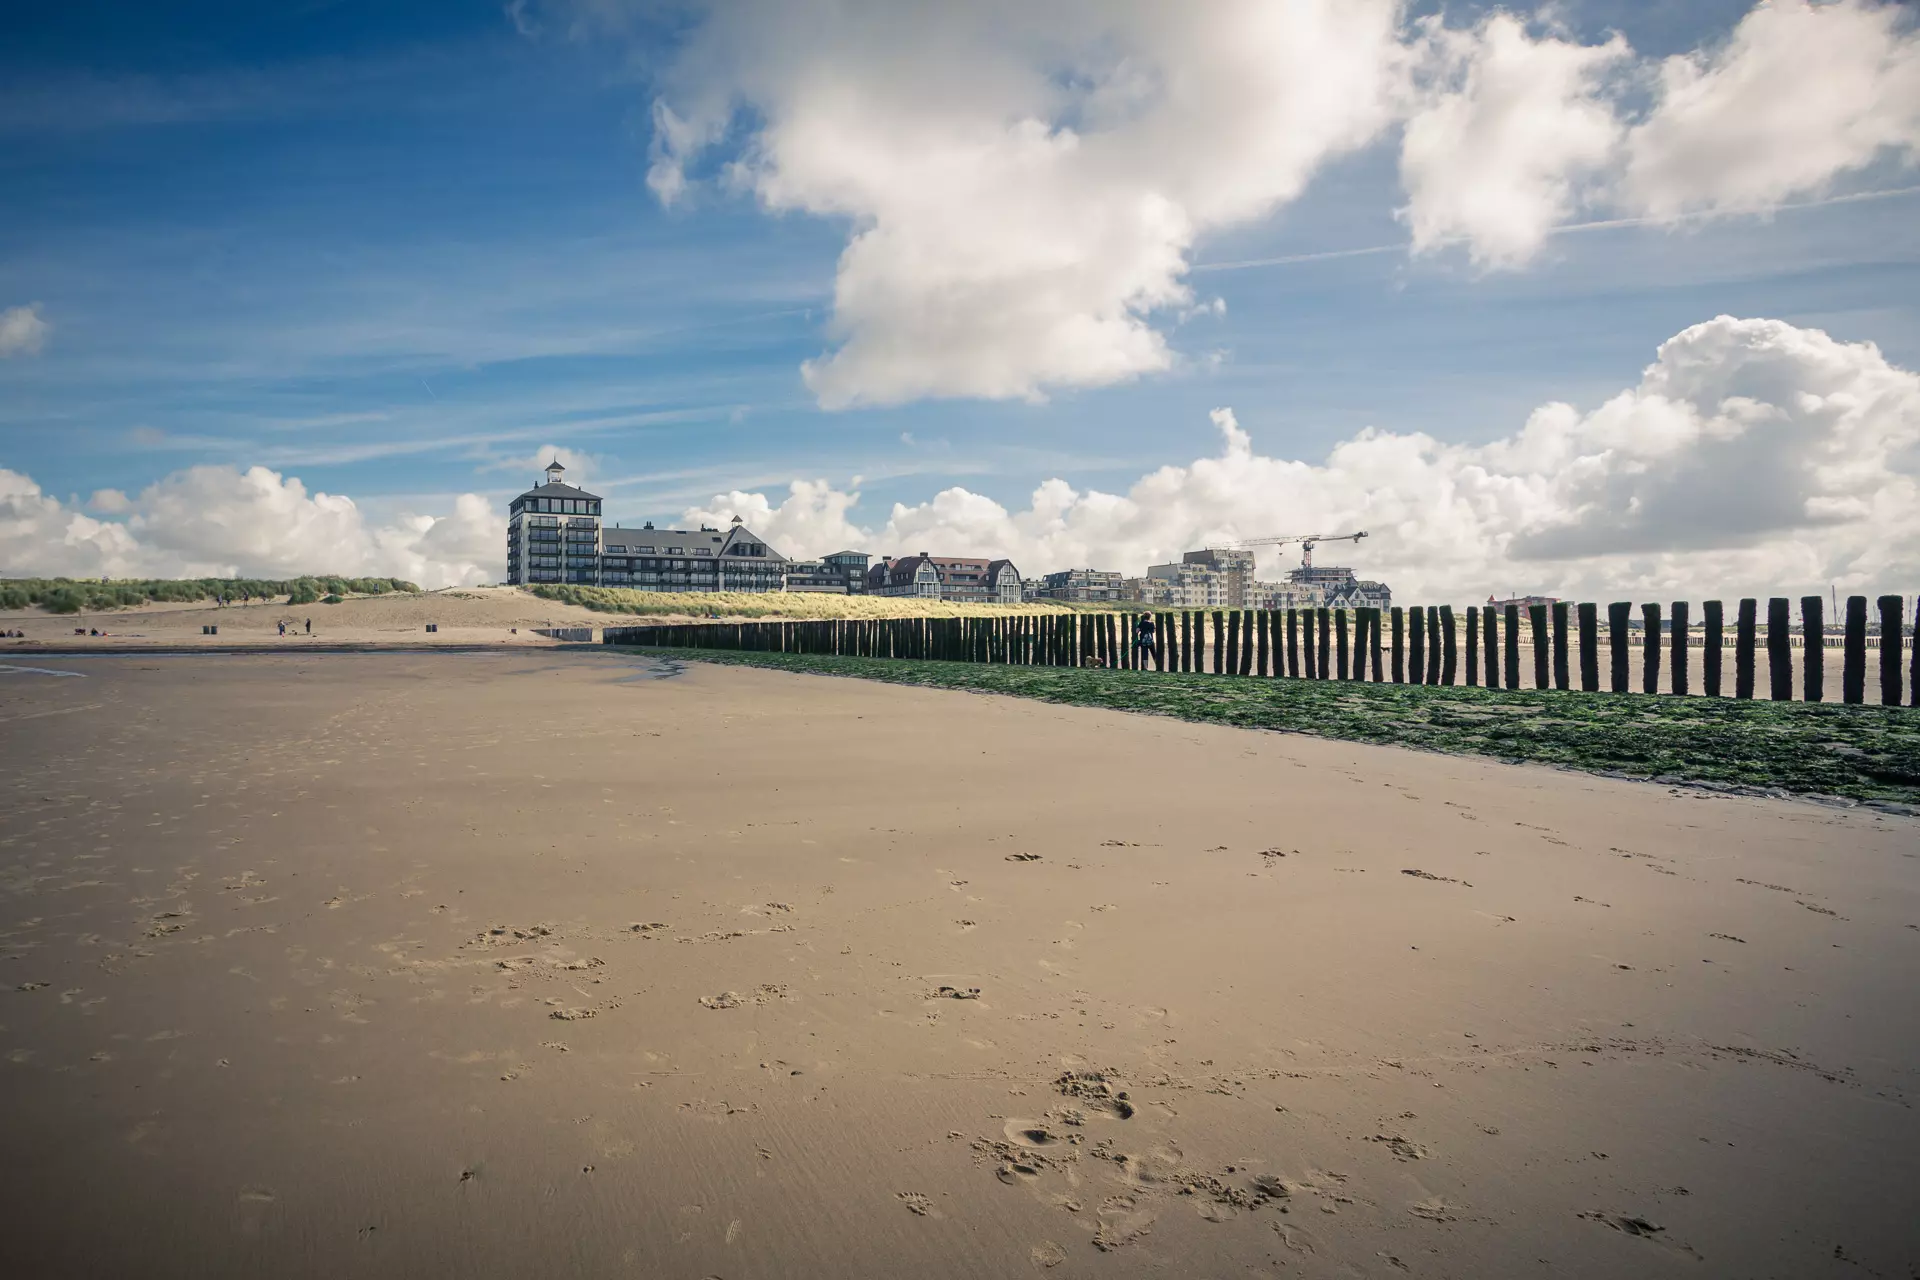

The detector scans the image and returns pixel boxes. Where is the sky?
[2,0,1919,598]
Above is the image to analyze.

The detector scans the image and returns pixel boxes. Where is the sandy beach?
[1,651,1915,1278]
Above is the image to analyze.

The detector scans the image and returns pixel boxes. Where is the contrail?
[1193,184,1920,274]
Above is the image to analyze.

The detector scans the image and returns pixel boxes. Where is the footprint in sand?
[897,1191,937,1217]
[1029,1240,1067,1269]
[1006,853,1042,863]
[1054,1069,1135,1120]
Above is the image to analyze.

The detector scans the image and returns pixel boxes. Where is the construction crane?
[1229,530,1367,570]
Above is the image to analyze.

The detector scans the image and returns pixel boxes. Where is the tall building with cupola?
[507,460,602,586]
[505,460,789,592]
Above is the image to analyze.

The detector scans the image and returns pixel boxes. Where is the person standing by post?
[1135,612,1159,670]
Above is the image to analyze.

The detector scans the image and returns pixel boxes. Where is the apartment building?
[867,553,1023,603]
[506,460,603,586]
[786,550,871,593]
[506,463,787,591]
[1135,561,1233,607]
[1291,564,1391,609]
[599,517,787,593]
[1033,568,1124,602]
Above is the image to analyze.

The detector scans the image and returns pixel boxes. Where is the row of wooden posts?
[603,594,1920,707]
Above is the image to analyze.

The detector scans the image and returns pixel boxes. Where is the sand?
[0,586,612,650]
[0,651,1915,1278]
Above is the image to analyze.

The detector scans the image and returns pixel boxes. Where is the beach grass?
[617,648,1920,803]
[528,585,1105,619]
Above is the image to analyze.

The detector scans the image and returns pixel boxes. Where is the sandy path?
[0,653,1914,1278]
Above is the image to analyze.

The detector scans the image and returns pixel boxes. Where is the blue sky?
[2,0,1919,593]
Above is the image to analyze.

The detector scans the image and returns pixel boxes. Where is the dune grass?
[527,584,1102,619]
[615,648,1920,804]
[1,576,419,613]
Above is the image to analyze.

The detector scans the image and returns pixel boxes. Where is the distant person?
[304,618,311,634]
[277,621,285,636]
[1134,613,1158,669]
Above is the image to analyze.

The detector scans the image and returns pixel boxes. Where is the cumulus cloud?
[0,465,503,587]
[650,0,1406,407]
[687,316,1920,600]
[633,0,1920,402]
[1400,14,1629,268]
[0,303,50,357]
[1621,0,1920,219]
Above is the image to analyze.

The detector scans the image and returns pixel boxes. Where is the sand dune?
[0,651,1914,1278]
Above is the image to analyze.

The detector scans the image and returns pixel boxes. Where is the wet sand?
[1,652,1915,1278]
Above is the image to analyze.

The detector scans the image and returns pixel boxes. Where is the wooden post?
[1439,605,1457,684]
[1484,603,1500,690]
[1504,604,1521,690]
[1527,604,1548,689]
[1314,608,1329,679]
[1335,609,1350,679]
[1767,598,1792,700]
[1408,606,1425,685]
[1640,603,1661,694]
[1286,608,1299,677]
[1224,610,1239,675]
[1735,599,1756,698]
[1551,602,1570,690]
[1670,601,1689,696]
[1465,606,1479,686]
[1254,610,1268,675]
[1912,598,1920,708]
[1843,596,1867,704]
[1577,603,1598,692]
[1371,607,1385,681]
[1703,601,1723,696]
[1241,611,1255,676]
[1879,595,1904,706]
[1209,611,1221,674]
[1801,595,1823,703]
[1390,606,1404,683]
[1424,607,1440,684]
[1607,603,1630,692]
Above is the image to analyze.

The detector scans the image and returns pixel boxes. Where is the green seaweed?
[611,648,1920,804]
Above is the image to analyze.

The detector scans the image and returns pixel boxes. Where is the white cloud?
[1622,0,1920,220]
[0,465,503,587]
[0,303,50,357]
[689,316,1920,600]
[639,0,1920,397]
[87,489,131,514]
[651,0,1407,407]
[1400,14,1629,268]
[7,319,1913,601]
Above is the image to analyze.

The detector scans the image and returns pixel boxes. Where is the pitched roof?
[601,522,788,562]
[516,481,603,502]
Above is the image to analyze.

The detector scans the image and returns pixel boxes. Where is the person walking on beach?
[304,618,311,635]
[1134,612,1159,670]
[277,620,285,636]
